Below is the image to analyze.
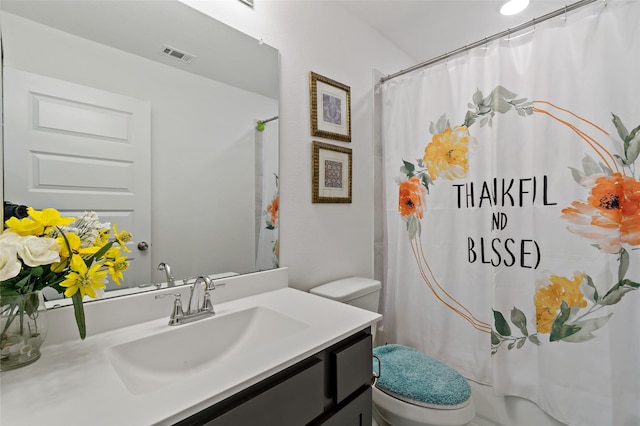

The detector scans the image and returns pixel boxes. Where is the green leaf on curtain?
[560,314,613,343]
[510,307,529,336]
[614,153,630,167]
[401,160,415,177]
[601,279,640,305]
[491,331,501,345]
[625,130,640,164]
[406,215,421,241]
[464,111,477,127]
[582,155,601,176]
[494,85,517,100]
[507,341,516,350]
[599,162,613,176]
[569,167,585,185]
[493,309,511,336]
[618,248,629,281]
[550,302,581,342]
[528,335,541,345]
[431,114,450,134]
[516,338,526,349]
[472,89,483,106]
[611,113,629,144]
[581,274,599,303]
[490,91,512,114]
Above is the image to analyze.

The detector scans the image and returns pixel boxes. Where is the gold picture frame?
[309,72,351,142]
[312,141,352,203]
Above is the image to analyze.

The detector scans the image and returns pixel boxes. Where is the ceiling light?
[500,0,530,15]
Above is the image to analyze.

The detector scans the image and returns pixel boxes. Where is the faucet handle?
[155,293,185,325]
[201,291,215,313]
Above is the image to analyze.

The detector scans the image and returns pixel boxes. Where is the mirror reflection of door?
[3,68,152,288]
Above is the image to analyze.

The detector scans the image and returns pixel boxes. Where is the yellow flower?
[5,207,74,236]
[59,256,107,299]
[423,126,476,181]
[105,247,129,286]
[113,224,132,253]
[534,272,588,334]
[52,232,96,272]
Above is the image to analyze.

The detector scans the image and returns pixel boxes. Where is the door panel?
[3,67,151,287]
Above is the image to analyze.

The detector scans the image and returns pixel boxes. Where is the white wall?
[1,12,277,282]
[182,0,414,290]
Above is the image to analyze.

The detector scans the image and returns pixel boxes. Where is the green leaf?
[406,215,421,241]
[494,85,517,100]
[493,310,511,336]
[72,292,87,340]
[400,160,415,177]
[625,131,640,164]
[516,338,526,349]
[600,279,640,305]
[507,341,516,350]
[472,89,483,106]
[491,331,501,345]
[511,97,528,104]
[560,314,613,343]
[464,111,477,128]
[611,113,629,143]
[599,162,613,176]
[528,335,541,345]
[491,91,512,114]
[569,167,585,185]
[510,307,529,336]
[618,249,629,281]
[433,114,449,134]
[582,155,601,176]
[614,153,630,167]
[550,302,581,342]
[581,274,599,303]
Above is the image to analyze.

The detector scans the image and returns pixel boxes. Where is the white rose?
[17,236,61,267]
[0,246,21,281]
[0,231,21,246]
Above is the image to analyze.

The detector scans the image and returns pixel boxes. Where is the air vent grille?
[161,45,196,64]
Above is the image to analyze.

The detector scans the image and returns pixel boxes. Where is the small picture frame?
[309,72,351,142]
[312,141,352,203]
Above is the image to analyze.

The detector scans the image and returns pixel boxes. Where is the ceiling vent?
[161,45,196,64]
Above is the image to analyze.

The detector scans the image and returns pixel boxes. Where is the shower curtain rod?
[380,0,600,84]
[260,116,279,124]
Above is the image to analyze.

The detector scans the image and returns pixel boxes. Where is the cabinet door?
[205,358,324,426]
[333,334,373,403]
[320,387,372,426]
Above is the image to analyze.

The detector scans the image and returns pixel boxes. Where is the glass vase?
[0,291,48,371]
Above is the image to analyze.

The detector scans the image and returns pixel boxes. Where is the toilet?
[310,277,476,426]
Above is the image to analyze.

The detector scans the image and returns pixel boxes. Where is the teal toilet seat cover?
[372,344,471,406]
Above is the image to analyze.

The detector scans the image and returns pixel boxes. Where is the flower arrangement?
[1,207,132,339]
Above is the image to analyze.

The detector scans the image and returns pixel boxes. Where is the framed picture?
[312,141,352,203]
[309,72,351,142]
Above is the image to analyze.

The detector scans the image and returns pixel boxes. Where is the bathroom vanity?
[0,268,381,425]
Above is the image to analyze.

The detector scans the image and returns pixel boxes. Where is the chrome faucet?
[156,275,220,326]
[187,276,214,315]
[157,262,175,287]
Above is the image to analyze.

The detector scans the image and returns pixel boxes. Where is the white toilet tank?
[310,277,381,313]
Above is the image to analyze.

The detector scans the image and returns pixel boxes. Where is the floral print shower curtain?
[380,2,639,424]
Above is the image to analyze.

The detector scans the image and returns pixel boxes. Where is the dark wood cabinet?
[175,328,373,426]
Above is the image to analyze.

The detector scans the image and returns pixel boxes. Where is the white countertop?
[0,287,381,426]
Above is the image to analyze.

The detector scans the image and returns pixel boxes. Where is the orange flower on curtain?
[562,173,640,253]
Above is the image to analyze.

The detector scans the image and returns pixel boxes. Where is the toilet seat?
[373,344,472,407]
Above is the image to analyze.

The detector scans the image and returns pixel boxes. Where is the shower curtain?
[255,121,279,271]
[380,2,639,425]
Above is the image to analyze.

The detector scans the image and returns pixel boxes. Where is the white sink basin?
[106,306,309,395]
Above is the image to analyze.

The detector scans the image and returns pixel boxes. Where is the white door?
[3,68,151,288]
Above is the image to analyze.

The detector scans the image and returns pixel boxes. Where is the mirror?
[0,0,280,300]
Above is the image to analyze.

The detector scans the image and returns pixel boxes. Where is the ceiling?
[0,0,279,99]
[336,0,574,63]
